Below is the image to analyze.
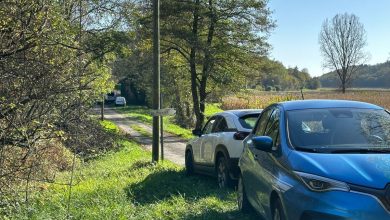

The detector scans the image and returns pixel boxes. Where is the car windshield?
[239,113,260,129]
[287,108,390,152]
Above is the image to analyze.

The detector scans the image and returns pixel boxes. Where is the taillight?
[233,131,250,140]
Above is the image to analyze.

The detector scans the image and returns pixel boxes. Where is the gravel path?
[103,107,187,166]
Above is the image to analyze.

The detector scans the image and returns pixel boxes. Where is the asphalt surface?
[102,107,187,166]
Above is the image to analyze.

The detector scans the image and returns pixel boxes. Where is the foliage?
[0,0,125,208]
[319,13,368,93]
[119,0,275,130]
[7,122,257,220]
[244,58,321,91]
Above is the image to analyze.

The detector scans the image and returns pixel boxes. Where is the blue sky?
[268,0,390,76]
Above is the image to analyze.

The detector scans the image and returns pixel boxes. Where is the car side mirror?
[252,136,273,152]
[192,129,202,136]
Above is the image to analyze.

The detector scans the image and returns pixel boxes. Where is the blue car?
[238,100,390,220]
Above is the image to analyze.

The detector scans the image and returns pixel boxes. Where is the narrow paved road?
[103,108,187,166]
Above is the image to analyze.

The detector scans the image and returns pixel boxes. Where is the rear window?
[239,114,260,129]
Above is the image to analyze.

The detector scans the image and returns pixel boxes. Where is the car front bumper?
[282,183,390,220]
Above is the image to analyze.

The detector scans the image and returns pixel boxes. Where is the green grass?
[115,104,223,140]
[100,120,121,134]
[204,103,223,117]
[8,121,257,220]
[130,124,152,137]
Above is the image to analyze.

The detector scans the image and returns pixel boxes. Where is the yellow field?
[221,89,390,110]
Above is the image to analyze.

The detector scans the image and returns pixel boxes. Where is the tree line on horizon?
[319,61,390,89]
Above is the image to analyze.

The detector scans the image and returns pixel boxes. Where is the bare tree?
[319,13,368,93]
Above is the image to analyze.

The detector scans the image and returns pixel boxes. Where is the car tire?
[237,174,252,213]
[185,150,194,176]
[272,198,286,220]
[217,156,233,188]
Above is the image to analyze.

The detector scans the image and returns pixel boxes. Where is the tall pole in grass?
[152,0,160,162]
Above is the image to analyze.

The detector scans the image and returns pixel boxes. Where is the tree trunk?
[341,69,347,93]
[190,0,203,130]
[194,0,216,130]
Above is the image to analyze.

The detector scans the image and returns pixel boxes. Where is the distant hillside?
[319,61,390,88]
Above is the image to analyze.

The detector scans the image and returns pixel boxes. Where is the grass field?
[7,120,257,220]
[222,89,390,110]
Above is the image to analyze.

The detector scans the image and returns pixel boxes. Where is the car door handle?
[254,154,259,160]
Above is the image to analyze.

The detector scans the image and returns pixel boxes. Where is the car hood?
[289,151,390,189]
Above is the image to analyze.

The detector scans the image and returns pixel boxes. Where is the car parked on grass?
[238,100,390,220]
[185,109,262,188]
[115,96,126,106]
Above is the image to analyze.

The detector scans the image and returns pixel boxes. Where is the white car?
[115,96,126,106]
[185,109,262,188]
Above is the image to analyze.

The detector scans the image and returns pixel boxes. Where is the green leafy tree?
[158,0,275,129]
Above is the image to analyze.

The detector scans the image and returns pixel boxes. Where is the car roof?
[215,109,262,117]
[279,99,383,111]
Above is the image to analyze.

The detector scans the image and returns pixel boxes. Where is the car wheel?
[185,150,194,175]
[272,198,286,220]
[237,174,252,213]
[217,156,232,188]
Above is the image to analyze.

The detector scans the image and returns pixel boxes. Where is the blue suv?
[238,100,390,220]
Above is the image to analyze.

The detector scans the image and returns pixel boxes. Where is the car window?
[202,117,218,135]
[265,109,280,135]
[239,113,260,129]
[213,117,228,132]
[254,108,275,136]
[265,109,280,149]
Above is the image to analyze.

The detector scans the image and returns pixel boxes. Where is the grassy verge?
[9,120,257,220]
[115,104,223,140]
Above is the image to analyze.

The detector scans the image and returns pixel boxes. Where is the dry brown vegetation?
[221,89,390,110]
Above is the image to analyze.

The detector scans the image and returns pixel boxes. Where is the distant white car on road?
[115,96,126,106]
[185,109,262,188]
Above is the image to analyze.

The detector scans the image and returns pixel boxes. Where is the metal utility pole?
[152,0,160,162]
[160,94,164,161]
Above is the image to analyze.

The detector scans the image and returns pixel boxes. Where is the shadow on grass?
[124,165,259,219]
[125,169,222,205]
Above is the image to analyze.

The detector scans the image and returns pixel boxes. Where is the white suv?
[115,96,126,106]
[185,109,262,188]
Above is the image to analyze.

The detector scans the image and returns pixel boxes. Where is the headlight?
[294,171,350,192]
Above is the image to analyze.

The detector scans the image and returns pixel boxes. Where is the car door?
[192,117,216,163]
[252,108,281,213]
[198,116,220,164]
[242,107,276,215]
[205,115,234,164]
